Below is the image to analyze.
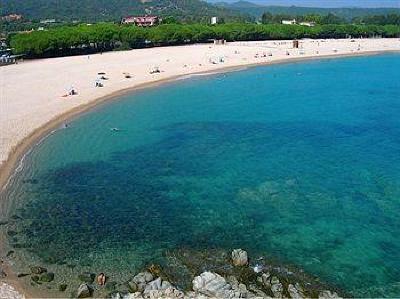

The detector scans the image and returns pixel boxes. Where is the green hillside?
[1,0,245,23]
[215,1,400,20]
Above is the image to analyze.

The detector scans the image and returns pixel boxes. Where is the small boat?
[110,128,121,132]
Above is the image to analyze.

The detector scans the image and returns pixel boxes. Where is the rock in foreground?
[231,249,248,267]
[77,283,93,298]
[192,271,236,298]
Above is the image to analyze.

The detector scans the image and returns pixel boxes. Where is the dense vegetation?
[1,0,246,23]
[217,1,400,20]
[3,0,400,26]
[261,12,400,25]
[10,23,400,58]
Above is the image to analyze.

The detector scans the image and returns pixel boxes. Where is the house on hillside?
[40,19,56,24]
[211,17,218,25]
[282,19,296,25]
[121,16,161,27]
[1,14,23,22]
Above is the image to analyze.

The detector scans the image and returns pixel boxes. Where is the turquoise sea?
[3,54,400,297]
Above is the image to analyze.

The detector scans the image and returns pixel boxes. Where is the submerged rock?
[58,284,68,292]
[192,271,235,298]
[39,272,54,283]
[106,281,117,292]
[77,283,93,298]
[78,272,95,284]
[231,249,248,267]
[6,250,15,258]
[30,266,47,275]
[31,275,40,284]
[0,269,7,279]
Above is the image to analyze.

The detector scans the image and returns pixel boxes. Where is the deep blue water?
[4,54,400,297]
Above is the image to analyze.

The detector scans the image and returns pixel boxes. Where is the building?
[1,14,23,22]
[121,16,160,27]
[213,39,226,45]
[282,19,296,25]
[299,21,316,27]
[211,17,218,25]
[40,19,56,24]
[0,49,23,66]
[0,38,7,49]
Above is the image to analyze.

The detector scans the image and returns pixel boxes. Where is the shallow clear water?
[3,54,400,297]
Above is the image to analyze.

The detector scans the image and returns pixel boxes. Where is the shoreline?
[1,48,399,193]
[0,42,400,297]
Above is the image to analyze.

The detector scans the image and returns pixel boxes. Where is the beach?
[1,39,400,187]
[1,38,400,298]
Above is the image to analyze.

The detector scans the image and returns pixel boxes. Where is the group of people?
[64,71,133,97]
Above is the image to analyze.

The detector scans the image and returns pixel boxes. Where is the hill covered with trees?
[215,1,400,20]
[1,0,246,23]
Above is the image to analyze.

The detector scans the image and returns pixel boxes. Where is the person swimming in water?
[97,273,106,286]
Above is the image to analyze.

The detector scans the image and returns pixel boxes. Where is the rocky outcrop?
[319,290,342,299]
[125,271,184,299]
[288,283,305,299]
[192,271,237,298]
[76,283,93,298]
[143,277,162,293]
[231,249,248,267]
[128,271,154,292]
[21,249,343,299]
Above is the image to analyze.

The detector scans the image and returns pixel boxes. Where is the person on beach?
[97,273,106,286]
[69,86,77,95]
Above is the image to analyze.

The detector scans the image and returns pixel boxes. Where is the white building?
[299,21,316,27]
[211,17,218,25]
[282,19,296,25]
[121,16,160,27]
[40,19,56,24]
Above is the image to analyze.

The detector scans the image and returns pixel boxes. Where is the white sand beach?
[0,38,399,298]
[1,39,399,179]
